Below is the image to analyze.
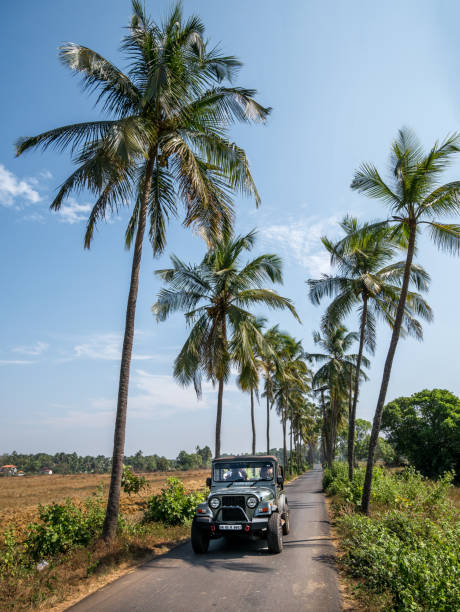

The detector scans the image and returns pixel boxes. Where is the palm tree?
[273,334,308,474]
[260,326,282,454]
[351,128,460,513]
[308,215,432,480]
[153,230,299,457]
[309,322,366,468]
[237,316,267,455]
[15,2,270,541]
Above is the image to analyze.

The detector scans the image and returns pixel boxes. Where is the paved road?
[69,466,341,612]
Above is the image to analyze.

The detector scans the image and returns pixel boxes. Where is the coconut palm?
[237,316,267,455]
[351,128,460,513]
[153,230,299,458]
[259,326,282,454]
[309,322,367,468]
[273,334,308,474]
[308,215,432,480]
[15,2,270,540]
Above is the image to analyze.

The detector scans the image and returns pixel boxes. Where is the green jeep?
[191,455,289,554]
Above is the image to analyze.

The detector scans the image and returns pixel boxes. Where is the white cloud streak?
[13,341,49,356]
[259,215,341,275]
[57,198,92,224]
[0,164,41,207]
[72,333,156,362]
[0,359,35,365]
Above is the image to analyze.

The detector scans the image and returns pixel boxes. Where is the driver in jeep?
[260,465,274,480]
[224,467,247,481]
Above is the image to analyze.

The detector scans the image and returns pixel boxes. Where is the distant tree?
[309,322,365,468]
[176,450,202,470]
[196,445,212,467]
[382,389,460,481]
[156,456,170,471]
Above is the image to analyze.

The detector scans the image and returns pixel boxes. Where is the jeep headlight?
[209,497,220,509]
[246,496,258,509]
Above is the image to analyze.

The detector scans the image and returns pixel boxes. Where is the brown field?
[0,469,208,537]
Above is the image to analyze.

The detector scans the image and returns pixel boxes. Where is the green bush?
[325,463,460,610]
[338,512,460,611]
[121,465,147,495]
[25,498,105,561]
[324,462,456,512]
[144,477,206,526]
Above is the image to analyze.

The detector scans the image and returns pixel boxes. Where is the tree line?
[14,0,460,540]
[0,446,212,475]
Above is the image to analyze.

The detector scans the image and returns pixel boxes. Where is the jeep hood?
[209,485,273,498]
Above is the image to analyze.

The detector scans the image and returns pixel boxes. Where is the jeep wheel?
[267,512,283,554]
[191,519,210,554]
[282,502,290,535]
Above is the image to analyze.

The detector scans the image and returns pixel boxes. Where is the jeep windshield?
[213,462,275,483]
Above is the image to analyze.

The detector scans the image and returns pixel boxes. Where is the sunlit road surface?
[69,465,342,612]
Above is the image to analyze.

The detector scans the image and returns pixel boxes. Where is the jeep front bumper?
[195,516,269,534]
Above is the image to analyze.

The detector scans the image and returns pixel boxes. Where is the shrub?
[25,498,105,561]
[144,477,206,526]
[121,466,147,495]
[338,512,460,611]
[325,463,460,610]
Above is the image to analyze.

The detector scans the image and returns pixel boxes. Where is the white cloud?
[57,198,91,224]
[72,333,157,362]
[74,334,121,361]
[0,359,35,365]
[0,164,41,207]
[42,371,216,428]
[259,215,341,275]
[13,341,49,356]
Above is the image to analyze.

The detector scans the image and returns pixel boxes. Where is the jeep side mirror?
[206,477,212,488]
[277,474,284,488]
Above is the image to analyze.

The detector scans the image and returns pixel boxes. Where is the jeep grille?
[222,495,245,508]
[222,507,246,522]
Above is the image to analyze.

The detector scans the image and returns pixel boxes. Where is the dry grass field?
[0,470,208,537]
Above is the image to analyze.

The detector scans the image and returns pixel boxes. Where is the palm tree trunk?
[266,394,270,454]
[250,388,256,455]
[282,405,287,472]
[297,432,301,472]
[289,405,293,476]
[215,316,227,458]
[348,296,368,481]
[361,224,416,514]
[102,151,156,542]
[320,389,327,466]
[215,376,224,458]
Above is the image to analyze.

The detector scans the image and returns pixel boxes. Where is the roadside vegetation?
[0,472,206,611]
[324,463,460,611]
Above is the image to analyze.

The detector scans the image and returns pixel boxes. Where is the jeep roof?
[212,455,278,463]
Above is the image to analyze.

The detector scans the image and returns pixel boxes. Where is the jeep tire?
[282,502,290,536]
[191,518,210,554]
[267,512,283,553]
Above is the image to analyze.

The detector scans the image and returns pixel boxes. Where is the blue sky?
[2,0,460,458]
